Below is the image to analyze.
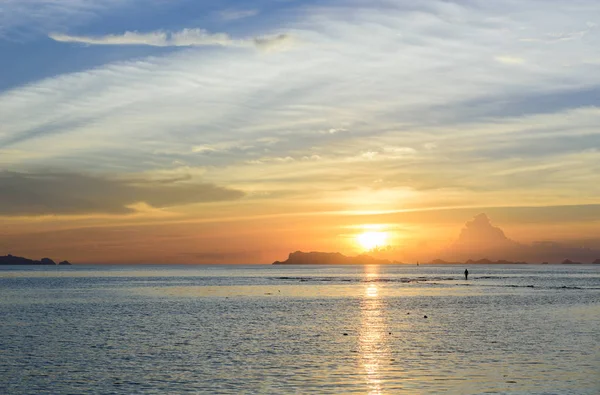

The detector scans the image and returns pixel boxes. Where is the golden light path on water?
[359,265,390,395]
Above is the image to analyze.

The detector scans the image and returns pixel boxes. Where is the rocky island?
[0,254,71,265]
[562,259,583,264]
[273,251,396,265]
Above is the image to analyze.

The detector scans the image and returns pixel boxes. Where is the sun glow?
[356,231,388,251]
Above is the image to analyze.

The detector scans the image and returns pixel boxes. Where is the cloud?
[494,55,525,65]
[0,0,141,41]
[519,22,597,43]
[220,9,259,21]
[454,213,516,247]
[48,29,295,51]
[442,213,600,263]
[0,171,244,216]
[192,145,218,154]
[2,0,600,215]
[253,34,298,52]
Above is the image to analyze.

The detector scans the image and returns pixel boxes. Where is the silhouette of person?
[464,269,469,280]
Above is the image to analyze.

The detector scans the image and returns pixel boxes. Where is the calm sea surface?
[1,264,599,394]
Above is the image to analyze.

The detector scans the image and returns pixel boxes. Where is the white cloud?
[49,29,296,51]
[495,55,526,65]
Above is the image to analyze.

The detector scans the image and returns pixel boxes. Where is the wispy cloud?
[0,0,134,39]
[519,22,597,43]
[2,0,600,216]
[220,9,259,21]
[495,55,525,65]
[49,29,296,51]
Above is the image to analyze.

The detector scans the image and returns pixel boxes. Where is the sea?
[1,264,599,394]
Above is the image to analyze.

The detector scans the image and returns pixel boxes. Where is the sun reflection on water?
[359,265,390,395]
[366,283,379,298]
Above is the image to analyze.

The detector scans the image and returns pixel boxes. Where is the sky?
[1,0,600,264]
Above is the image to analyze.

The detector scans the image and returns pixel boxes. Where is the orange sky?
[3,202,600,263]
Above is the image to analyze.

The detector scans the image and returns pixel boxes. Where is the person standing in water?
[464,269,469,280]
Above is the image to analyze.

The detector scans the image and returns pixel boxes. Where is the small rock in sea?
[343,333,349,336]
[424,315,428,318]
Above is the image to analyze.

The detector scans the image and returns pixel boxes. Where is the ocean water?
[1,264,599,394]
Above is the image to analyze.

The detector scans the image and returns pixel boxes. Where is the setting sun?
[356,231,388,251]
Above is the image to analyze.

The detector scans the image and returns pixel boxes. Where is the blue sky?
[1,0,600,262]
[0,0,303,89]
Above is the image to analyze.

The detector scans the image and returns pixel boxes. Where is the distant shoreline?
[0,255,71,266]
[273,251,600,265]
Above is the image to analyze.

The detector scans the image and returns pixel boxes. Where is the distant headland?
[0,254,71,266]
[273,251,600,265]
[273,251,398,265]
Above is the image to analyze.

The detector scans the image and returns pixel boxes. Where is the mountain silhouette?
[445,213,521,260]
[453,213,520,249]
[442,213,600,263]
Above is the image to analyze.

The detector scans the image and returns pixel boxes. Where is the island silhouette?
[0,254,71,265]
[273,251,397,265]
[272,252,535,265]
[273,213,600,265]
[272,252,600,265]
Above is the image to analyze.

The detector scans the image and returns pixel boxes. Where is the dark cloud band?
[0,171,244,216]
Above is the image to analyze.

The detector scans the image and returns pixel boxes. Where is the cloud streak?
[0,171,244,216]
[220,9,259,21]
[49,29,295,51]
[0,0,135,39]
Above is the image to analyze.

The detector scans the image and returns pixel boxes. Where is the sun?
[356,231,388,251]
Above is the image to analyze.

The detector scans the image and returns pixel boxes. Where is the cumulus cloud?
[443,213,600,263]
[49,29,296,51]
[0,171,244,216]
[454,213,515,248]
